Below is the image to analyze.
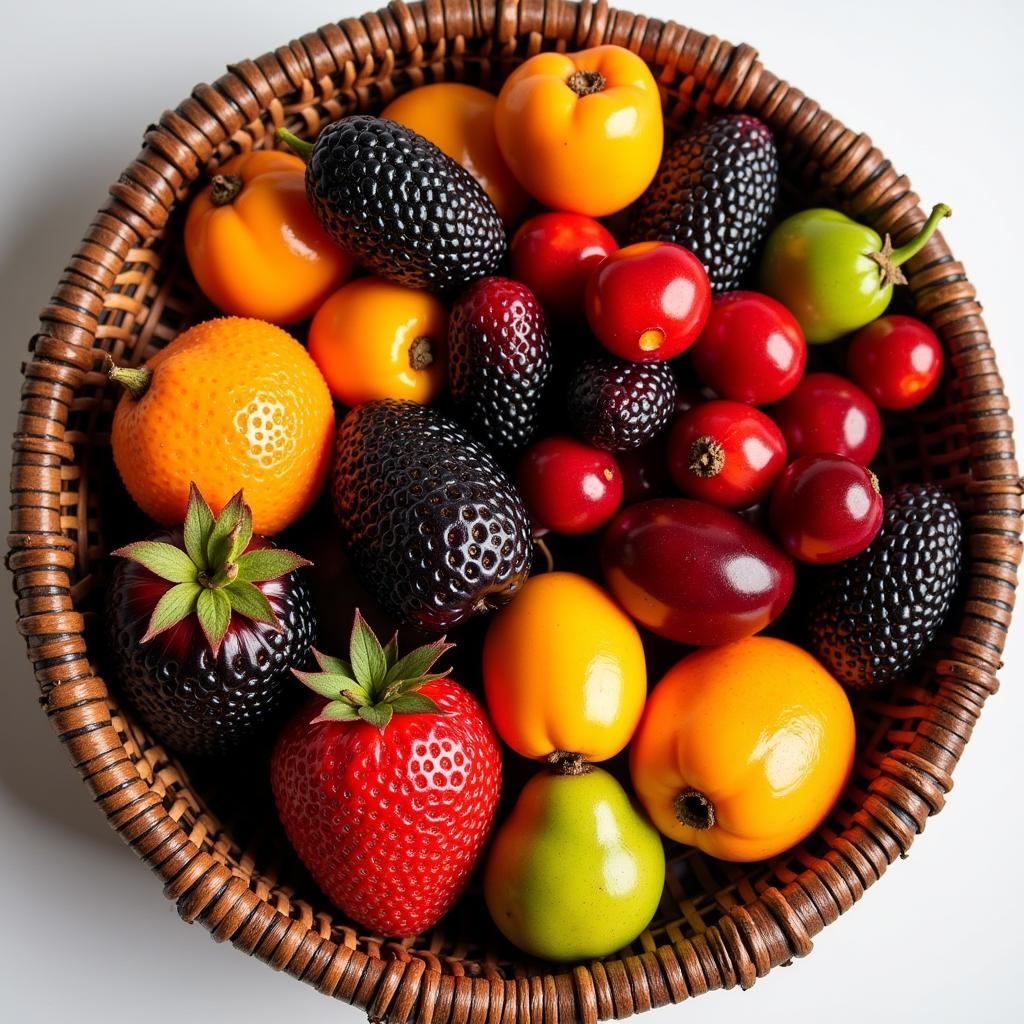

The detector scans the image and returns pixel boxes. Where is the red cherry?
[769,454,883,564]
[509,213,618,321]
[690,290,807,404]
[668,400,786,510]
[770,372,882,465]
[847,315,944,410]
[517,435,623,534]
[585,241,711,362]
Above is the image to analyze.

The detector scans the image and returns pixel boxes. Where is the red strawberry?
[448,276,552,454]
[271,611,501,935]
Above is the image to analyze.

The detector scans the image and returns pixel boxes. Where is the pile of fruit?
[102,44,964,962]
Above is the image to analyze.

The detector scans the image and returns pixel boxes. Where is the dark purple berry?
[568,357,678,452]
[631,114,778,292]
[448,276,552,454]
[331,400,533,632]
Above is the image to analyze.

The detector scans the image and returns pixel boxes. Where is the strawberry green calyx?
[111,483,310,656]
[295,610,451,732]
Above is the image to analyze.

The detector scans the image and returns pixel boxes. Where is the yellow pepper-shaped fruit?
[630,637,855,862]
[495,45,663,217]
[483,572,646,763]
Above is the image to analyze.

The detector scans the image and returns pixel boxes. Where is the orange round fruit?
[483,572,647,763]
[110,317,335,535]
[184,150,354,325]
[630,637,855,862]
[494,45,663,217]
[308,278,448,406]
[382,83,528,224]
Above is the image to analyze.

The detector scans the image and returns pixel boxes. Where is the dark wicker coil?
[7,2,1021,1022]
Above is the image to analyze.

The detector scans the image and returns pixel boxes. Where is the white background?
[1,1,1021,1021]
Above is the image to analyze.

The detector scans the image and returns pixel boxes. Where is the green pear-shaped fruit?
[484,763,665,961]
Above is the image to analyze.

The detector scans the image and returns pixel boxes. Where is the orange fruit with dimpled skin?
[630,637,855,862]
[110,317,334,535]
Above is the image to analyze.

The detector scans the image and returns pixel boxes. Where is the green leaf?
[141,582,201,642]
[197,587,232,655]
[382,631,399,669]
[391,693,445,716]
[383,637,453,687]
[236,547,311,583]
[183,483,215,569]
[349,610,387,689]
[292,669,360,701]
[207,490,248,568]
[231,501,254,563]
[111,541,198,583]
[383,671,451,701]
[313,649,354,676]
[225,580,281,628]
[312,702,361,724]
[358,702,393,732]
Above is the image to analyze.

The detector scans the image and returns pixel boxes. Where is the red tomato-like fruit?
[690,291,806,404]
[509,213,618,321]
[517,436,623,534]
[770,372,881,465]
[769,454,883,564]
[847,314,944,411]
[601,498,794,645]
[271,621,502,937]
[586,241,711,362]
[668,400,786,509]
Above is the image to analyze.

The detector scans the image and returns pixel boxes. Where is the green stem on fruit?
[106,356,152,401]
[674,788,715,830]
[566,69,606,97]
[408,336,435,371]
[209,173,243,206]
[688,436,725,479]
[276,128,314,162]
[890,203,952,267]
[547,750,592,776]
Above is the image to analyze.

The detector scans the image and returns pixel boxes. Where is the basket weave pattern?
[8,1,1022,1020]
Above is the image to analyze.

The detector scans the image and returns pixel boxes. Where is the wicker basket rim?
[7,2,1022,1022]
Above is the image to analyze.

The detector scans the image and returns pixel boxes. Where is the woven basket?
[8,1,1022,1020]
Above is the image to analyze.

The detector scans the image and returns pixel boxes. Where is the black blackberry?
[568,357,678,451]
[448,276,553,455]
[107,532,316,758]
[807,484,964,691]
[631,114,778,292]
[331,400,533,632]
[297,116,506,291]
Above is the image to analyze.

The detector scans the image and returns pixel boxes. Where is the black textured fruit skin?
[331,400,533,631]
[306,116,506,291]
[631,114,778,292]
[106,534,316,757]
[807,484,963,691]
[568,357,678,451]
[448,277,553,454]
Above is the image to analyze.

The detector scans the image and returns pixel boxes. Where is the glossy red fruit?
[668,400,786,510]
[272,618,502,936]
[770,372,881,465]
[509,212,618,321]
[769,454,883,564]
[585,241,711,362]
[601,498,794,645]
[847,314,944,411]
[690,290,806,404]
[517,436,623,534]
